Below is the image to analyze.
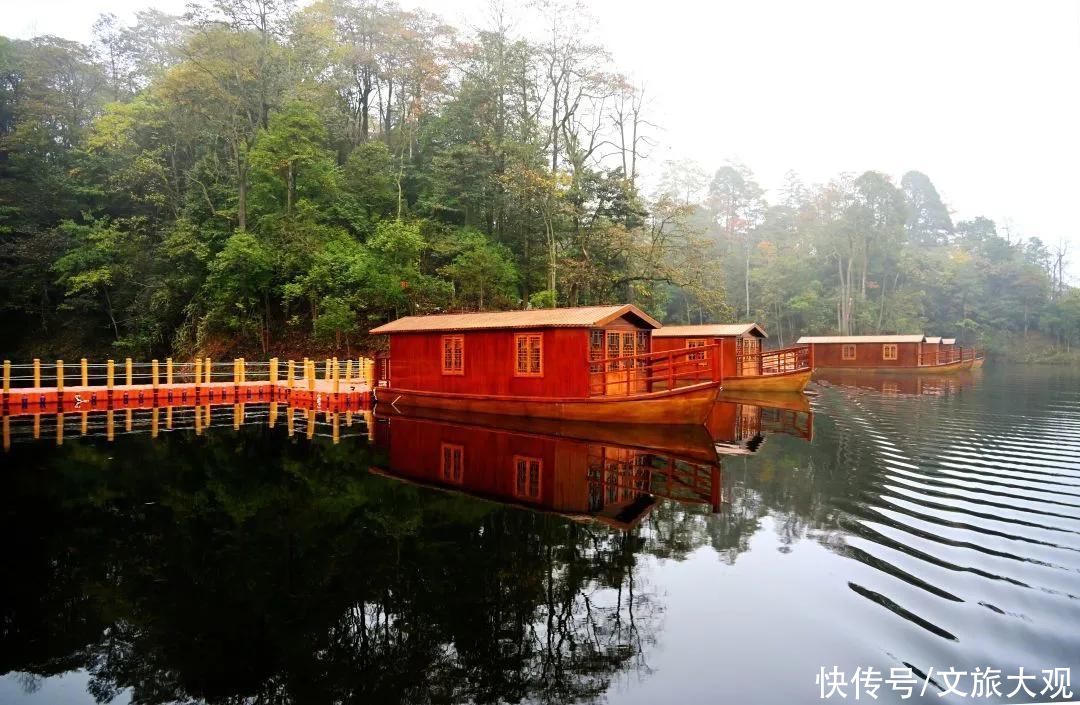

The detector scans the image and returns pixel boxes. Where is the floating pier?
[1,357,376,450]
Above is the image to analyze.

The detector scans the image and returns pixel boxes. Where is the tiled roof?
[796,334,926,344]
[652,323,767,338]
[370,304,661,334]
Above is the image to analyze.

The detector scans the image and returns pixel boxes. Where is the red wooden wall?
[388,327,590,397]
[810,342,921,368]
[652,336,741,378]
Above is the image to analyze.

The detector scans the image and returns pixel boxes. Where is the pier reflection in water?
[4,366,1078,705]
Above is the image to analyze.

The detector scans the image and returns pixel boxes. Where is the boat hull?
[375,382,722,425]
[816,360,969,374]
[721,369,812,392]
[972,357,984,368]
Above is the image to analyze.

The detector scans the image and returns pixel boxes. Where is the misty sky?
[8,0,1080,278]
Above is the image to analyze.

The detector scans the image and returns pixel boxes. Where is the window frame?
[513,332,544,377]
[841,344,857,361]
[513,455,543,500]
[441,335,465,375]
[687,338,708,361]
[882,343,898,361]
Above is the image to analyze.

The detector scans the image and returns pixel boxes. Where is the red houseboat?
[370,411,724,529]
[370,305,723,425]
[651,324,813,392]
[797,335,974,372]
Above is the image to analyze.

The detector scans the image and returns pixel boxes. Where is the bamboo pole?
[194,358,203,394]
[307,360,315,392]
[56,360,64,393]
[287,360,295,389]
[270,357,278,384]
[204,357,211,384]
[107,360,115,393]
[332,357,340,395]
[3,360,9,394]
[125,358,133,386]
[33,359,40,388]
[345,359,353,385]
[152,360,159,391]
[324,358,331,381]
[240,357,246,383]
[166,358,173,385]
[81,358,88,387]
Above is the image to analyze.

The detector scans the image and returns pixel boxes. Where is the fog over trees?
[1,0,1076,359]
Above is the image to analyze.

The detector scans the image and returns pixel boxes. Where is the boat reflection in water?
[371,399,815,529]
[813,368,977,396]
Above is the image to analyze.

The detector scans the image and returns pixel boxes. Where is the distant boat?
[652,323,813,392]
[797,335,977,373]
[370,305,723,425]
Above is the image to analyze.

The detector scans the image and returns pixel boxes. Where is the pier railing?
[587,344,722,397]
[918,347,976,367]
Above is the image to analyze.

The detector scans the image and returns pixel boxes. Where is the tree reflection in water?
[0,423,659,704]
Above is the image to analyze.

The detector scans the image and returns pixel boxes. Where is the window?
[882,344,898,361]
[514,456,542,500]
[441,443,464,484]
[842,344,856,361]
[514,333,543,376]
[441,335,464,375]
[687,338,707,361]
[607,331,621,370]
[589,329,605,372]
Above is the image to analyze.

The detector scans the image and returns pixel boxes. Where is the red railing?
[918,346,976,367]
[586,344,722,397]
[738,345,812,376]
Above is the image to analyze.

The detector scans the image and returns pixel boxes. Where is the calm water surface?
[1,365,1078,704]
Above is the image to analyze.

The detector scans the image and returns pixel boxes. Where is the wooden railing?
[587,344,722,397]
[738,345,812,376]
[918,347,976,366]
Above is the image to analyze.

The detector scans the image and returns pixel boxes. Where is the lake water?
[1,365,1078,704]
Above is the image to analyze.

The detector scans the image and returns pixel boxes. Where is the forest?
[1,0,1077,361]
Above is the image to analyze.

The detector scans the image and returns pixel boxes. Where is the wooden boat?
[652,323,813,392]
[798,334,977,374]
[371,305,724,425]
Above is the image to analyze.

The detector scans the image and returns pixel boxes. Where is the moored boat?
[370,305,724,425]
[798,334,978,373]
[651,323,813,392]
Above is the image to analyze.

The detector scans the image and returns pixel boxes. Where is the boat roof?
[924,336,942,344]
[653,323,767,338]
[942,338,956,344]
[797,334,925,344]
[370,304,661,334]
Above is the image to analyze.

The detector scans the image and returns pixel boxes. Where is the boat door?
[736,336,761,376]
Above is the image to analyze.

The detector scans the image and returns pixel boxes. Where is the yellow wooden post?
[269,401,278,428]
[56,360,64,392]
[287,406,295,437]
[194,403,202,435]
[364,358,376,390]
[126,409,132,432]
[106,360,115,392]
[240,357,246,383]
[151,407,159,438]
[81,411,87,435]
[106,410,115,441]
[81,358,88,387]
[345,359,353,386]
[307,360,315,392]
[270,357,278,384]
[324,358,331,381]
[166,358,173,385]
[287,360,295,388]
[204,357,211,384]
[33,358,40,388]
[125,358,133,386]
[3,360,9,394]
[307,408,315,439]
[166,406,173,429]
[233,403,240,430]
[233,358,239,385]
[332,357,340,395]
[151,360,159,391]
[332,412,339,444]
[56,413,64,446]
[301,357,308,385]
[33,414,40,439]
[194,358,202,392]
[3,416,10,453]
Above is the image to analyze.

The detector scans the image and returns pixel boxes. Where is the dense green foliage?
[0,0,1075,359]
